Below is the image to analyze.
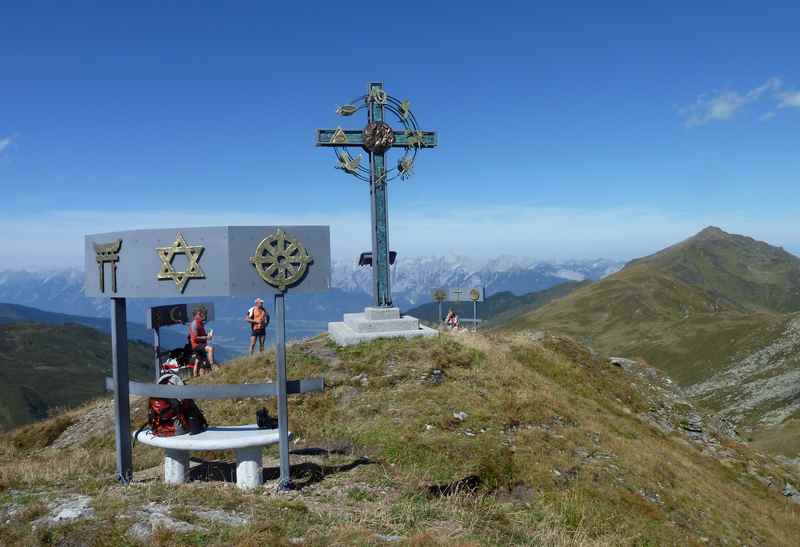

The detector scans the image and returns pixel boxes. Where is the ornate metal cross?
[316,82,437,307]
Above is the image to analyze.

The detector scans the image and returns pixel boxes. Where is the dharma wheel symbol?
[249,229,313,292]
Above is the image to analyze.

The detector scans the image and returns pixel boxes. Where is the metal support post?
[111,297,132,484]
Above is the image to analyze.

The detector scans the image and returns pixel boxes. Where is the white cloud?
[778,90,800,109]
[680,77,794,126]
[1,206,799,269]
[0,136,11,154]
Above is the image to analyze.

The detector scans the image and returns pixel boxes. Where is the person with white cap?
[246,297,269,355]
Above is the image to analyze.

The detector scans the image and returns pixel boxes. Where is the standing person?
[188,308,214,376]
[246,298,269,355]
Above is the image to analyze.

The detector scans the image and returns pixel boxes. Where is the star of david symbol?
[156,232,205,293]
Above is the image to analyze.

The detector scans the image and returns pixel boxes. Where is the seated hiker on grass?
[246,297,269,355]
[189,308,214,376]
[445,308,461,330]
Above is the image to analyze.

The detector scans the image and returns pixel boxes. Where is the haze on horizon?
[2,3,799,268]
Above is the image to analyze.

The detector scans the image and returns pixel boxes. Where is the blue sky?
[2,2,800,268]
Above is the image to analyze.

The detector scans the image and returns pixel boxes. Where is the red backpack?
[137,374,208,438]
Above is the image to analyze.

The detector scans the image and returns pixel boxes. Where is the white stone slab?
[328,319,438,346]
[344,314,421,333]
[136,424,284,450]
[364,307,401,321]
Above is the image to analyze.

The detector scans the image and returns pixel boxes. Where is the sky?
[2,1,800,268]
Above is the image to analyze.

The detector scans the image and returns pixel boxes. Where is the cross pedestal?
[328,306,437,346]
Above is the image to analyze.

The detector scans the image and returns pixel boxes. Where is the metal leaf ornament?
[336,104,359,116]
[336,151,362,175]
[398,155,414,180]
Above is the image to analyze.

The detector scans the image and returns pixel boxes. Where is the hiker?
[246,297,270,355]
[445,308,460,330]
[189,308,214,376]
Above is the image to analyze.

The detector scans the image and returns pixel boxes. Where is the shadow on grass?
[427,475,481,497]
[187,451,374,490]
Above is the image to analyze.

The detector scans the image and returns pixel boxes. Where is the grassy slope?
[503,265,789,385]
[0,323,152,430]
[2,333,799,545]
[403,281,589,325]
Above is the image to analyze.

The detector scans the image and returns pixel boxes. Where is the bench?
[135,424,288,489]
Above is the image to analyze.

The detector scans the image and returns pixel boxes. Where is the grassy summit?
[2,333,799,545]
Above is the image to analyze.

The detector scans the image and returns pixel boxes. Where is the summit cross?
[316,82,437,308]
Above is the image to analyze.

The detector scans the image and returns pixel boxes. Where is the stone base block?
[343,313,421,333]
[364,307,401,321]
[329,317,438,346]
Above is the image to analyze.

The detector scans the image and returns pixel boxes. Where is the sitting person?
[188,308,214,376]
[445,308,461,330]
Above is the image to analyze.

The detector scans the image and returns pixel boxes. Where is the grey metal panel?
[85,226,331,298]
[227,226,331,296]
[104,376,324,399]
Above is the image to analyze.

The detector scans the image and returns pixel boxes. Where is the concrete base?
[328,307,438,346]
[235,446,263,489]
[164,448,189,485]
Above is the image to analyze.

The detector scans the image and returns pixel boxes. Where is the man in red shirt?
[189,308,214,376]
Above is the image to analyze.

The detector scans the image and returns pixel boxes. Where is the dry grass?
[2,332,800,545]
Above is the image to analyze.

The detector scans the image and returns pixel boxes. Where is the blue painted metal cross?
[316,82,437,307]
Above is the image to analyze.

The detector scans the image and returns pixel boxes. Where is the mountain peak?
[694,226,727,239]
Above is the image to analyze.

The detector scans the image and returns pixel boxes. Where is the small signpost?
[432,289,447,322]
[146,303,215,380]
[85,226,331,489]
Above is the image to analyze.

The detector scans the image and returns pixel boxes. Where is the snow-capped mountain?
[0,256,623,351]
[333,256,624,307]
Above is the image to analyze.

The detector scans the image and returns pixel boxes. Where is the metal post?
[274,292,293,489]
[153,327,161,380]
[438,301,443,323]
[473,301,477,332]
[111,297,132,484]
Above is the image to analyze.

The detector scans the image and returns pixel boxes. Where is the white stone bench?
[135,424,290,489]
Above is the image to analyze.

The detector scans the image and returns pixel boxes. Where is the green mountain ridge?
[503,226,800,454]
[0,323,152,430]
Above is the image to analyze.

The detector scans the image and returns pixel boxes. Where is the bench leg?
[164,449,189,484]
[235,447,263,490]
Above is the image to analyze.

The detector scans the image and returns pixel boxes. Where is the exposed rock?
[453,411,468,422]
[783,482,800,504]
[52,399,114,448]
[609,357,637,371]
[128,502,207,541]
[32,495,94,528]
[375,534,404,542]
[195,509,249,526]
[334,385,361,403]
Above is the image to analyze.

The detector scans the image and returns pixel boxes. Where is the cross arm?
[316,128,437,149]
[316,129,364,147]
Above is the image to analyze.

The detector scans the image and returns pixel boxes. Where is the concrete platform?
[328,307,438,346]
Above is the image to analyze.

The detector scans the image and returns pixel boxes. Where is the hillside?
[2,333,800,545]
[504,227,800,450]
[0,302,193,353]
[0,323,153,430]
[403,280,589,325]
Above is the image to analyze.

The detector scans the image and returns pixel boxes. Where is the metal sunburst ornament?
[249,229,313,293]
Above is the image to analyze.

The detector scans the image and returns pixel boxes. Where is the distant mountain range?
[0,256,623,353]
[504,226,800,455]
